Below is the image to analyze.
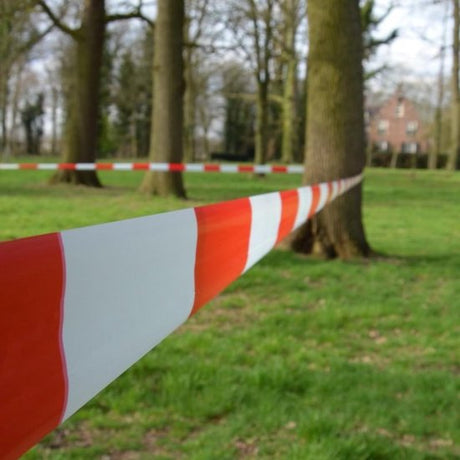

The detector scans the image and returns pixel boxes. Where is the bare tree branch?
[17,23,54,56]
[37,0,79,38]
[105,11,154,27]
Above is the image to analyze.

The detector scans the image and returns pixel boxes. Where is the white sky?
[372,0,450,79]
[111,0,452,86]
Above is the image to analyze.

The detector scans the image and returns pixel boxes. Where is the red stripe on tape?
[169,163,185,172]
[238,165,255,173]
[204,164,220,172]
[276,190,299,244]
[19,163,38,170]
[0,234,67,460]
[133,163,149,170]
[272,165,288,173]
[96,163,114,170]
[309,185,321,216]
[327,182,333,202]
[58,163,76,170]
[191,198,252,315]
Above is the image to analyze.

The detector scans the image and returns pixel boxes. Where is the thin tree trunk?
[9,75,20,156]
[432,105,442,169]
[130,114,137,158]
[292,0,371,259]
[0,72,9,158]
[8,60,26,157]
[51,86,58,156]
[390,150,398,168]
[449,0,460,171]
[281,0,298,164]
[365,147,373,167]
[411,152,417,169]
[254,82,268,165]
[281,50,297,164]
[183,27,196,163]
[49,0,105,186]
[139,0,186,197]
[431,7,448,170]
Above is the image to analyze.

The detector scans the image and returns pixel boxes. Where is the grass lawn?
[1,166,459,459]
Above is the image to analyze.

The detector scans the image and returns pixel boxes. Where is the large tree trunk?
[449,0,460,171]
[140,0,186,197]
[49,0,104,187]
[291,0,371,259]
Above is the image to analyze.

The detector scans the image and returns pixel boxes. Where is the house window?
[401,142,418,154]
[406,121,418,136]
[377,119,389,135]
[377,141,389,152]
[396,102,405,118]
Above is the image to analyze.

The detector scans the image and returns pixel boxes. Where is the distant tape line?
[0,172,363,459]
[0,162,305,173]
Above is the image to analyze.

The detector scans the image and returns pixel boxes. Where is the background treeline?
[0,0,458,170]
[0,0,309,164]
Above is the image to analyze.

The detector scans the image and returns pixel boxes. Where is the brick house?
[367,90,430,154]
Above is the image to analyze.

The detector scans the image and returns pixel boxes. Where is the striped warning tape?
[0,172,362,459]
[0,162,305,173]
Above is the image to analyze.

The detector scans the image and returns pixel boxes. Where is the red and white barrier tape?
[0,173,362,459]
[0,162,305,173]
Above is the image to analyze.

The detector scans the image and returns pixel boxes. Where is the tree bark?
[139,0,186,197]
[291,0,371,259]
[449,0,460,171]
[49,0,105,186]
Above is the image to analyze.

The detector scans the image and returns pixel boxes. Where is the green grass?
[1,166,459,459]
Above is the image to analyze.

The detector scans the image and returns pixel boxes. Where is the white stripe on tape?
[185,164,204,172]
[287,165,304,174]
[60,209,198,419]
[253,165,271,174]
[244,192,282,272]
[330,180,339,201]
[316,182,330,213]
[75,163,96,171]
[219,164,239,173]
[294,186,313,230]
[149,163,169,171]
[113,163,133,170]
[37,163,58,170]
